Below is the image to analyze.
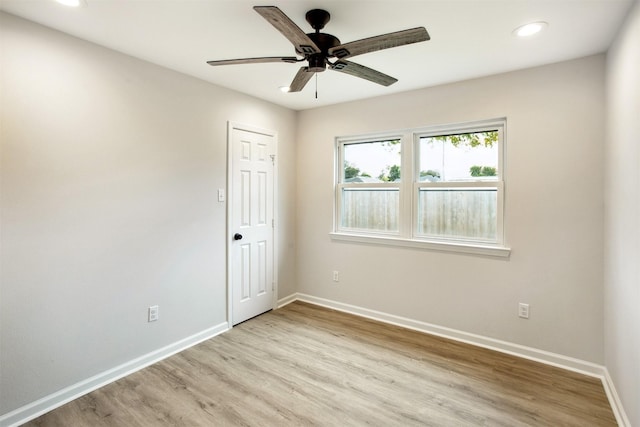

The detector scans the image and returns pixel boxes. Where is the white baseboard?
[0,322,230,427]
[602,369,632,427]
[279,293,629,426]
[276,292,298,308]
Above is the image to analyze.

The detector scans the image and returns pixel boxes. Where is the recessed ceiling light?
[55,0,86,7]
[279,86,291,93]
[513,21,548,38]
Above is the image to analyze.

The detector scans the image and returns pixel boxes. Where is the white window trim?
[329,231,511,257]
[332,118,511,258]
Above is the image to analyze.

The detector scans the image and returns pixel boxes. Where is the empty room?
[0,0,638,426]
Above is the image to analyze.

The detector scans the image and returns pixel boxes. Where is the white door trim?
[226,121,278,327]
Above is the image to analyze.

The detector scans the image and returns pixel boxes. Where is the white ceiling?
[0,0,634,111]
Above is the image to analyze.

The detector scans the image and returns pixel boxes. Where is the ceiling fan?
[206,6,430,93]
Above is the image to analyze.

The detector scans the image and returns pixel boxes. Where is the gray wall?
[0,12,297,414]
[296,55,606,363]
[605,0,640,424]
[2,5,638,424]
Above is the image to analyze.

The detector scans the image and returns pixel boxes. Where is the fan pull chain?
[315,73,318,99]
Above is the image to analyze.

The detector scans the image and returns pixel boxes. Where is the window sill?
[329,232,511,258]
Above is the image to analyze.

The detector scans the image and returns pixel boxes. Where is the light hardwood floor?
[25,301,616,426]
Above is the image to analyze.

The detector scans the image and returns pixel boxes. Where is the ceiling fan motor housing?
[301,32,341,72]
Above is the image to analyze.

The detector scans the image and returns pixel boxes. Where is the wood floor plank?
[24,301,617,426]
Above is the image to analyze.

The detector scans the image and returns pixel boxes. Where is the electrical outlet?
[333,270,339,282]
[518,303,529,319]
[148,305,159,322]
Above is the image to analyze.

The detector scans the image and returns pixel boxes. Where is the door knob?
[233,233,243,241]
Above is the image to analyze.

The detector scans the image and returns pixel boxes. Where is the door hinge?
[272,219,275,228]
[270,154,275,164]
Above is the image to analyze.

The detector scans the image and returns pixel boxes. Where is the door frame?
[226,121,278,327]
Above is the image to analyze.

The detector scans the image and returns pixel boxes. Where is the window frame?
[332,119,510,258]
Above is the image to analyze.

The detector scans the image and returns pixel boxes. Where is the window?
[339,138,401,233]
[333,119,508,257]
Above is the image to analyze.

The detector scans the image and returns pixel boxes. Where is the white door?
[230,125,275,325]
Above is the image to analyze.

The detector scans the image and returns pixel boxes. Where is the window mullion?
[400,133,412,239]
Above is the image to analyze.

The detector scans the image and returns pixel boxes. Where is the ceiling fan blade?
[329,27,430,59]
[207,56,300,66]
[330,60,398,86]
[254,6,321,55]
[288,67,315,92]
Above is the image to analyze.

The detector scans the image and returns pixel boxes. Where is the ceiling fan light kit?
[207,5,430,93]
